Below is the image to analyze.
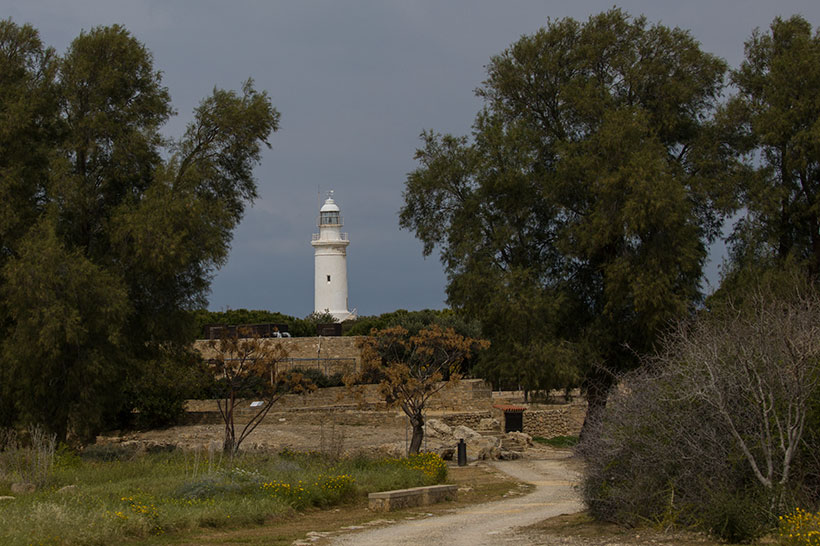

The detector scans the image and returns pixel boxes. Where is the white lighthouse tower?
[311,191,355,321]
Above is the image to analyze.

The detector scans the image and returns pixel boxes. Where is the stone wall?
[438,412,493,429]
[522,406,585,438]
[183,379,495,422]
[193,336,364,376]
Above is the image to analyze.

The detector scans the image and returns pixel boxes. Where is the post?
[457,438,467,466]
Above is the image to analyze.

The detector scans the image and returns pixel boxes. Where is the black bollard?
[457,438,467,466]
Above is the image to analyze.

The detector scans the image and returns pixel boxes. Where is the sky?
[5,1,820,317]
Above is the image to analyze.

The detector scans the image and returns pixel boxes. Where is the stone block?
[368,484,458,511]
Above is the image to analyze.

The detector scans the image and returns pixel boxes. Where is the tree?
[205,331,315,455]
[399,9,731,431]
[723,16,820,278]
[344,308,481,338]
[351,325,488,454]
[1,218,129,441]
[0,19,60,427]
[192,308,316,338]
[0,21,279,441]
[579,279,820,541]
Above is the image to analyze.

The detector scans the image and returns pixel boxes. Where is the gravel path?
[328,453,583,546]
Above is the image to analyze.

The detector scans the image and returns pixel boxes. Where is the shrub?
[579,284,820,542]
[260,473,356,508]
[290,367,345,388]
[81,443,142,462]
[780,507,820,546]
[0,426,56,487]
[387,452,447,484]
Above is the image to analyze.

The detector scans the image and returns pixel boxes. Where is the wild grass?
[0,445,447,545]
[533,435,579,448]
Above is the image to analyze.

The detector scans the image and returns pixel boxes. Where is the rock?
[498,449,522,460]
[57,485,78,494]
[145,441,176,453]
[478,417,500,430]
[452,425,482,442]
[437,446,455,461]
[376,442,404,458]
[501,431,532,451]
[11,482,35,494]
[425,419,452,438]
[477,446,501,460]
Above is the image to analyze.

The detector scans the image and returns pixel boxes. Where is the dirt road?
[328,453,583,546]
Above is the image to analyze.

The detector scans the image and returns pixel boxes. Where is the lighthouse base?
[318,309,357,322]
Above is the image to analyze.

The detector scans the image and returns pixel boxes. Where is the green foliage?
[344,308,480,338]
[2,219,130,441]
[192,308,316,337]
[700,486,773,543]
[0,449,447,545]
[121,349,214,429]
[388,452,448,484]
[399,9,731,415]
[0,20,279,441]
[723,15,820,279]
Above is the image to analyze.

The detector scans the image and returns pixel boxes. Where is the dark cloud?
[7,1,820,316]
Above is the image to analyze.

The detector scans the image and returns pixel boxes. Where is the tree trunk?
[223,402,236,455]
[408,412,424,455]
[579,369,615,442]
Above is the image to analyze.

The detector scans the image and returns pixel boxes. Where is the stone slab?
[368,484,458,511]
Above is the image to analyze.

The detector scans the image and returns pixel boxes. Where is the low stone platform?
[368,484,458,511]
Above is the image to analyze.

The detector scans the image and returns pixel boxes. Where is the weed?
[0,449,445,545]
[533,435,578,448]
[780,507,820,546]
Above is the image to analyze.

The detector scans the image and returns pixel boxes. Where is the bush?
[780,507,820,546]
[289,367,344,388]
[579,285,820,542]
[388,452,448,484]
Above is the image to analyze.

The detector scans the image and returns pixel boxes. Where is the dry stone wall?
[183,379,495,422]
[522,406,585,438]
[193,336,364,376]
[438,412,493,429]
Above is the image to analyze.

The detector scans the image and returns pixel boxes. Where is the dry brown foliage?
[206,330,315,454]
[349,324,489,454]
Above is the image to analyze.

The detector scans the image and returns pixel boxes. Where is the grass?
[532,435,579,448]
[524,511,729,546]
[0,445,449,546]
[156,462,526,545]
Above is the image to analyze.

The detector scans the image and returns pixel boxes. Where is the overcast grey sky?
[5,1,820,317]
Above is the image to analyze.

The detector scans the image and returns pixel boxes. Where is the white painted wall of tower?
[310,192,354,321]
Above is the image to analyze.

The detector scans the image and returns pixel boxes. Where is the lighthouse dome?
[320,197,340,212]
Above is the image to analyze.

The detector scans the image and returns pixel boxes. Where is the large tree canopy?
[399,9,732,425]
[723,16,820,279]
[0,21,279,441]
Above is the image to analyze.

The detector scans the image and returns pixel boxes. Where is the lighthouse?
[311,191,355,321]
